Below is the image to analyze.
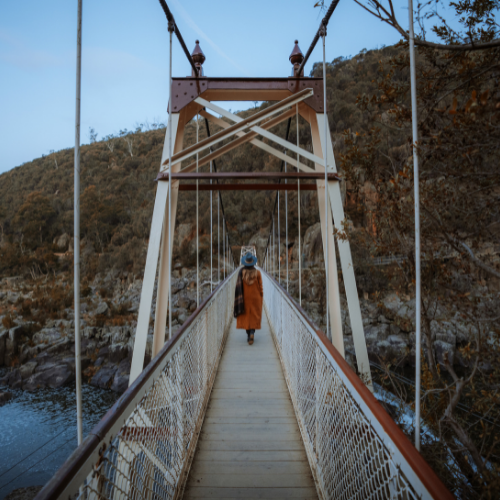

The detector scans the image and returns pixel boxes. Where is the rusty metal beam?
[170,77,325,113]
[157,172,341,181]
[178,183,317,191]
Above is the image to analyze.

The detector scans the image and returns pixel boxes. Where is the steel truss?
[129,77,373,389]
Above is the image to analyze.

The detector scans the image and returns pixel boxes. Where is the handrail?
[261,270,453,500]
[35,270,238,500]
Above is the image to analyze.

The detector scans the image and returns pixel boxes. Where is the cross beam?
[177,183,318,191]
[161,88,313,171]
[156,172,341,181]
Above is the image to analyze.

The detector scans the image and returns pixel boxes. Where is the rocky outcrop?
[0,268,215,395]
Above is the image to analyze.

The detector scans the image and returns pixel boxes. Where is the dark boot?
[248,329,254,345]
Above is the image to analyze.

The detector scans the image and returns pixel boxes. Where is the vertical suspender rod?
[321,26,330,342]
[408,0,422,452]
[167,21,174,341]
[297,105,302,305]
[74,0,83,446]
[196,115,199,306]
[210,159,213,292]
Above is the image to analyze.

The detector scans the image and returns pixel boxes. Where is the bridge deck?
[183,314,318,499]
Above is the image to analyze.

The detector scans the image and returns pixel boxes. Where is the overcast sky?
[0,0,408,174]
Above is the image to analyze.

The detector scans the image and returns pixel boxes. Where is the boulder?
[54,233,71,250]
[364,324,390,344]
[368,334,409,365]
[0,390,13,405]
[7,369,22,389]
[109,344,128,363]
[110,372,129,393]
[381,293,403,319]
[0,330,7,365]
[434,340,455,366]
[19,361,37,380]
[172,281,186,294]
[111,359,131,393]
[23,362,74,391]
[91,364,117,389]
[95,302,109,316]
[177,297,192,309]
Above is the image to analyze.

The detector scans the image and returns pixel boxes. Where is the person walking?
[234,252,263,345]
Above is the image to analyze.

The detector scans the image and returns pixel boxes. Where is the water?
[0,381,118,499]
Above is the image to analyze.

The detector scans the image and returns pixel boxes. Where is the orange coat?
[236,270,264,330]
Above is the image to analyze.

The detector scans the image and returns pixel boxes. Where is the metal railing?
[36,271,237,500]
[261,271,453,500]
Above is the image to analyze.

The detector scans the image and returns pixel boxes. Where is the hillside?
[0,44,405,282]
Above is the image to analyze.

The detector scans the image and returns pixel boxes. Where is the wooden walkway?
[183,314,318,499]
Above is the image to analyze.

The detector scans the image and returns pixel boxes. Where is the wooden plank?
[186,473,314,488]
[210,390,290,400]
[196,439,306,452]
[199,429,301,441]
[213,379,287,390]
[183,487,318,499]
[193,450,309,462]
[203,416,298,425]
[190,461,309,475]
[201,422,299,436]
[207,400,293,410]
[207,407,296,418]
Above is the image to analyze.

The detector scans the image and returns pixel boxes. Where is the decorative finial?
[191,40,205,77]
[289,40,304,77]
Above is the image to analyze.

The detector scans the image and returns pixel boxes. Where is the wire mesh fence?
[39,272,237,500]
[261,271,440,500]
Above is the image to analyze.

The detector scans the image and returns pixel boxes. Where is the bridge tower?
[129,40,372,388]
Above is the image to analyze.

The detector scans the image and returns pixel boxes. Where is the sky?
[0,0,408,174]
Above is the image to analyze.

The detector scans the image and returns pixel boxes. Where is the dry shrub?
[2,313,17,330]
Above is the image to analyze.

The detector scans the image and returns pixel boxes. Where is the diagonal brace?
[196,97,330,169]
[161,88,313,171]
[194,110,314,174]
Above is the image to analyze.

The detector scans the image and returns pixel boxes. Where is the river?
[0,381,118,499]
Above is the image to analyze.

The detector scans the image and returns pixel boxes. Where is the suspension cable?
[278,190,281,283]
[157,0,199,76]
[218,189,220,281]
[297,105,302,306]
[196,114,200,306]
[297,0,341,77]
[167,21,174,340]
[210,159,213,292]
[285,154,289,291]
[321,26,330,340]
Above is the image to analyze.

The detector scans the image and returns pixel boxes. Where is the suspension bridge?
[35,1,453,498]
